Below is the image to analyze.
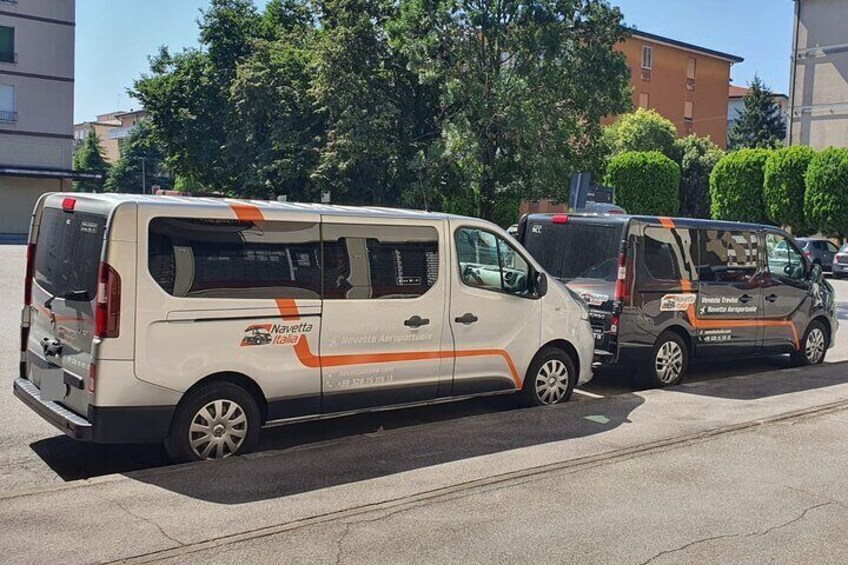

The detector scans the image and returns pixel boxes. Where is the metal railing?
[0,110,17,122]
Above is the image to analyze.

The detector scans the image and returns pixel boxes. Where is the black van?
[516,213,839,387]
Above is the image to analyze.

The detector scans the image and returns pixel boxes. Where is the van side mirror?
[535,271,548,297]
[810,263,823,284]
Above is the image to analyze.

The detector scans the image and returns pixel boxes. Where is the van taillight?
[62,198,76,212]
[551,214,570,224]
[23,243,35,306]
[614,251,630,304]
[610,313,620,336]
[95,262,121,338]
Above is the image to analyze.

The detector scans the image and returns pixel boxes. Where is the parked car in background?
[833,244,848,279]
[795,238,840,273]
[16,194,595,462]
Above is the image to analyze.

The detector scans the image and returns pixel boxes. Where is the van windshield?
[34,207,106,300]
[523,220,623,282]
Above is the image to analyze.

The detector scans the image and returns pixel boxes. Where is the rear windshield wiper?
[62,289,91,302]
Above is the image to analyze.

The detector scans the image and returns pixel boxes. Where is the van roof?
[47,193,474,222]
[525,212,781,234]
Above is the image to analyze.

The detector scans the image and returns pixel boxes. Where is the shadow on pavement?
[672,360,848,401]
[33,393,644,504]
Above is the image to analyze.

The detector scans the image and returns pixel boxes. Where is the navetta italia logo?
[240,321,314,347]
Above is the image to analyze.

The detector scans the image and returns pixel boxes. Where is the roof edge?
[625,27,745,64]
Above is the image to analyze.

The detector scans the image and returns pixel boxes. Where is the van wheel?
[641,332,689,388]
[165,382,261,463]
[519,347,576,407]
[791,321,829,367]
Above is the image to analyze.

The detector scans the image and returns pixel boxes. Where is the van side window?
[456,228,531,296]
[765,233,805,282]
[148,218,322,299]
[642,227,694,282]
[322,224,439,300]
[697,230,758,283]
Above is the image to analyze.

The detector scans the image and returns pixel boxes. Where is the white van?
[15,194,594,461]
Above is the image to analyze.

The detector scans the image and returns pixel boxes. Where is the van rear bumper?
[14,378,173,444]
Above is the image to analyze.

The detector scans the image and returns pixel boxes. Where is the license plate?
[592,328,604,341]
[34,366,66,402]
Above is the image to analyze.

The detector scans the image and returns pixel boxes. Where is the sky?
[73,0,796,123]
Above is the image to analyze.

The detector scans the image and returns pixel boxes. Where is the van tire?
[519,347,576,407]
[791,320,829,367]
[640,331,689,388]
[164,382,261,463]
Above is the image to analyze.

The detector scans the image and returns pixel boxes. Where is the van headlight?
[566,288,590,320]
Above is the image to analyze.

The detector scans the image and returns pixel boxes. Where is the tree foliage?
[105,121,172,193]
[603,108,678,160]
[709,148,770,223]
[675,135,723,219]
[72,129,110,192]
[728,76,786,150]
[605,151,680,215]
[763,145,815,233]
[804,148,848,240]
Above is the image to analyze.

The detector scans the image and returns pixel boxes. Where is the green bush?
[605,151,681,215]
[804,147,848,239]
[763,146,816,233]
[709,148,770,222]
[675,135,724,219]
[603,108,679,160]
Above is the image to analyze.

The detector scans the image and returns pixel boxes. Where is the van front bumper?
[13,377,174,444]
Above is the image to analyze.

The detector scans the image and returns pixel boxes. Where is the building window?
[0,26,14,63]
[684,100,694,121]
[638,92,649,108]
[641,46,653,70]
[687,57,697,80]
[0,84,15,122]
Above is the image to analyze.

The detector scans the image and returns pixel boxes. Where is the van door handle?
[455,313,478,325]
[765,294,778,303]
[404,316,430,328]
[739,294,753,304]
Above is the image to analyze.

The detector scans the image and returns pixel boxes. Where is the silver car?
[833,244,848,279]
[795,238,839,273]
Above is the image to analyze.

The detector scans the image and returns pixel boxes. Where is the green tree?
[72,129,110,192]
[763,145,816,233]
[604,108,678,160]
[709,148,770,222]
[728,76,786,150]
[605,151,680,215]
[398,0,632,220]
[675,135,723,219]
[805,148,848,242]
[105,121,172,193]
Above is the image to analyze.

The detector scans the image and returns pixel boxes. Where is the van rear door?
[520,216,625,351]
[26,196,109,417]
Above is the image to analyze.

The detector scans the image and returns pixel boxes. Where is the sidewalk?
[3,362,848,563]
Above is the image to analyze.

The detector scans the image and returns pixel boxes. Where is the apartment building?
[788,0,848,148]
[0,0,91,236]
[74,109,147,164]
[619,30,744,148]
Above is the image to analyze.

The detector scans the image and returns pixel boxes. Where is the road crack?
[638,502,834,565]
[91,491,186,548]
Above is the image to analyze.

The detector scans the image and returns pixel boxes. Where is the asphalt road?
[3,243,848,563]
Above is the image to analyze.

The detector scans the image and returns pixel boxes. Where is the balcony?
[107,126,137,140]
[0,110,17,123]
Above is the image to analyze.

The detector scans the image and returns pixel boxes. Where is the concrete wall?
[617,36,735,148]
[0,176,68,235]
[790,0,848,148]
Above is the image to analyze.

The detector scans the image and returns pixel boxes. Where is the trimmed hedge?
[676,135,724,219]
[763,146,816,232]
[804,147,848,238]
[709,148,770,222]
[605,151,681,215]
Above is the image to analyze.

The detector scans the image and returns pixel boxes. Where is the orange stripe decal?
[228,201,265,222]
[659,217,676,229]
[275,301,523,388]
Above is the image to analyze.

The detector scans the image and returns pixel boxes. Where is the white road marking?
[574,389,605,399]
